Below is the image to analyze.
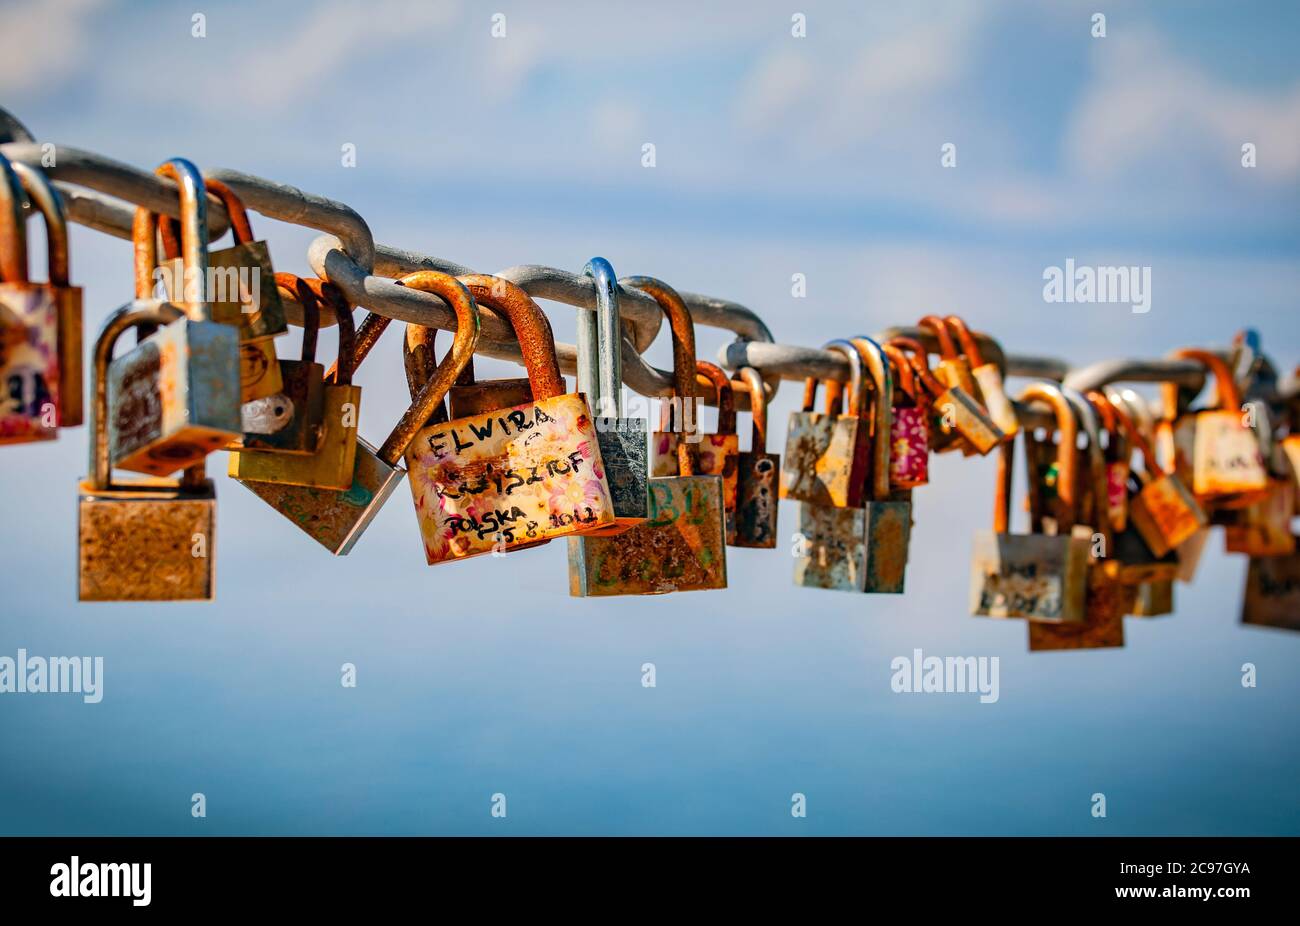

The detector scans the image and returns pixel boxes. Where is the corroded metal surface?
[107,317,241,476]
[733,449,779,547]
[568,474,727,596]
[779,410,869,508]
[78,478,215,601]
[448,376,534,419]
[230,384,360,489]
[243,437,403,554]
[587,416,649,534]
[794,501,910,593]
[969,530,1089,621]
[1242,552,1300,631]
[0,285,59,443]
[407,393,614,561]
[1225,480,1296,556]
[651,432,739,509]
[1131,579,1174,617]
[1027,567,1127,650]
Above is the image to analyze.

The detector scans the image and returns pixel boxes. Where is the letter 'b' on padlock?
[569,276,728,596]
[79,303,216,601]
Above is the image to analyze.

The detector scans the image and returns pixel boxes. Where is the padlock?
[945,315,1018,440]
[229,278,361,488]
[1167,348,1269,508]
[1085,394,1130,533]
[572,256,648,535]
[444,277,536,419]
[652,360,740,540]
[895,336,1003,455]
[107,158,241,476]
[779,337,872,508]
[569,276,728,596]
[1224,479,1296,557]
[1131,579,1174,617]
[406,273,615,562]
[243,271,479,554]
[969,383,1089,623]
[879,339,931,488]
[0,155,60,443]
[730,366,780,548]
[78,302,215,601]
[1241,549,1300,632]
[794,338,911,594]
[11,161,83,428]
[1026,386,1126,650]
[160,177,287,402]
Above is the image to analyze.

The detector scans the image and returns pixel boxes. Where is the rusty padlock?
[730,366,780,548]
[879,339,930,489]
[406,274,614,562]
[107,158,241,476]
[894,336,1003,456]
[0,155,61,443]
[652,360,740,539]
[243,271,478,554]
[568,276,728,596]
[794,338,911,594]
[779,337,872,508]
[969,382,1089,623]
[1167,348,1269,509]
[1224,479,1296,557]
[945,315,1018,441]
[1241,548,1300,632]
[79,302,215,601]
[1086,393,1131,533]
[573,257,648,534]
[160,176,287,402]
[918,314,978,402]
[229,277,361,488]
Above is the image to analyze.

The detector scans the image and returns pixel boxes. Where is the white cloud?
[0,0,107,96]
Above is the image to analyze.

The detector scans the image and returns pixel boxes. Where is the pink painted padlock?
[880,339,929,489]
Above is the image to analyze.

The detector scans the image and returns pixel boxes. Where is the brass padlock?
[406,273,615,562]
[108,159,241,476]
[919,314,978,404]
[794,338,911,594]
[880,339,931,488]
[780,337,872,508]
[1224,479,1296,557]
[946,315,1018,440]
[569,276,728,596]
[0,155,61,443]
[1167,348,1269,509]
[730,366,780,548]
[231,274,329,454]
[243,271,479,555]
[652,360,740,539]
[895,336,1003,455]
[160,177,287,402]
[229,277,361,487]
[79,303,215,601]
[572,257,648,535]
[969,383,1089,623]
[1028,387,1127,651]
[11,161,83,428]
[1241,550,1300,632]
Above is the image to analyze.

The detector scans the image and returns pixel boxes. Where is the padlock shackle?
[90,301,188,491]
[276,273,319,365]
[453,274,564,402]
[379,271,480,465]
[917,315,960,361]
[888,336,947,398]
[736,366,768,451]
[822,339,867,419]
[1170,348,1243,411]
[581,257,622,418]
[1062,386,1113,550]
[402,325,449,428]
[1017,382,1079,531]
[0,153,28,283]
[301,277,357,386]
[1091,389,1164,479]
[132,158,211,321]
[943,315,989,369]
[623,275,699,477]
[694,361,736,435]
[879,342,919,404]
[11,162,69,286]
[159,176,259,260]
[849,336,894,502]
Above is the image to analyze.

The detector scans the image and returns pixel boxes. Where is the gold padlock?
[946,315,1018,440]
[895,336,1003,455]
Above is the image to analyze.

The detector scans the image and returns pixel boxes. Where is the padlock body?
[731,449,780,548]
[1105,527,1180,585]
[447,377,534,420]
[55,284,84,426]
[163,240,287,338]
[107,315,241,476]
[78,477,215,601]
[235,358,326,455]
[407,393,615,563]
[794,500,910,593]
[242,436,403,555]
[582,415,649,536]
[0,283,60,444]
[1173,411,1269,504]
[1131,579,1174,617]
[780,411,871,508]
[935,387,1002,455]
[889,406,929,488]
[230,383,360,489]
[1225,480,1296,557]
[568,474,727,596]
[1241,551,1300,631]
[1028,563,1127,650]
[969,528,1089,622]
[237,336,283,402]
[651,431,739,534]
[1129,473,1206,558]
[971,362,1019,439]
[1105,461,1130,533]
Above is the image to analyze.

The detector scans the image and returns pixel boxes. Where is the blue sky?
[0,0,1297,834]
